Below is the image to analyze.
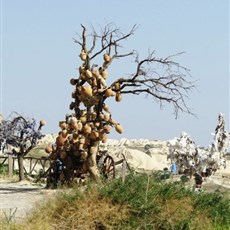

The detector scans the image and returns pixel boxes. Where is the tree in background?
[0,112,45,180]
[45,23,196,182]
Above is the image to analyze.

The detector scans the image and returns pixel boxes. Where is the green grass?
[1,172,230,230]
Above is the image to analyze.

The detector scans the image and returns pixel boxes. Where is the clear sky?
[1,0,229,147]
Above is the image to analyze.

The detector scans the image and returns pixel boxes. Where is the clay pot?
[103,104,109,112]
[90,112,97,120]
[70,78,77,85]
[45,146,52,154]
[115,123,123,134]
[104,114,110,122]
[69,102,76,110]
[60,130,68,138]
[101,69,108,79]
[105,88,115,97]
[56,135,65,148]
[72,132,79,140]
[80,115,87,124]
[114,82,120,90]
[101,136,107,143]
[81,86,93,97]
[91,78,98,88]
[82,123,92,134]
[79,137,86,144]
[40,120,46,126]
[77,122,83,131]
[98,113,104,120]
[103,125,111,133]
[85,69,92,78]
[79,65,85,74]
[79,50,87,61]
[115,92,122,102]
[90,130,99,140]
[71,122,79,130]
[59,121,68,130]
[92,69,100,78]
[94,121,101,128]
[103,53,111,62]
[98,77,106,88]
[71,91,77,99]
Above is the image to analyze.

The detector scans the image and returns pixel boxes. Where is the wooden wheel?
[101,155,115,180]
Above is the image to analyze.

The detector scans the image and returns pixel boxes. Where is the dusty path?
[0,180,56,222]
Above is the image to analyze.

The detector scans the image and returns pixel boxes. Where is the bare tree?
[46,23,196,183]
[0,112,45,180]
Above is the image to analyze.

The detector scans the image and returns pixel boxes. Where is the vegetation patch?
[1,173,230,230]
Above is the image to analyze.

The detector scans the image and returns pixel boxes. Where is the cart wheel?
[102,155,115,180]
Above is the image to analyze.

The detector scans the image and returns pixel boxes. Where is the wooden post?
[8,155,13,177]
[122,159,126,182]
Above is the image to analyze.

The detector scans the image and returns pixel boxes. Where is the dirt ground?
[0,172,229,223]
[0,179,57,222]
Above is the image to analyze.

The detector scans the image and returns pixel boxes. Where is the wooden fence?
[0,155,51,177]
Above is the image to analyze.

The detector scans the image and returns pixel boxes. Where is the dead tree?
[0,112,45,180]
[45,23,196,183]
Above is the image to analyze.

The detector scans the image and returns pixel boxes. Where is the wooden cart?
[46,150,117,188]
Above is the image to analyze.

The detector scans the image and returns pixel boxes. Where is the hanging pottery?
[114,81,120,90]
[104,113,110,122]
[103,125,111,133]
[79,50,87,61]
[115,123,124,134]
[59,121,68,130]
[92,69,100,79]
[103,53,111,62]
[105,88,115,97]
[85,69,92,78]
[45,146,52,154]
[91,78,97,88]
[70,78,77,85]
[102,104,109,112]
[89,130,99,140]
[81,86,93,97]
[101,69,108,79]
[79,65,85,74]
[39,120,46,127]
[99,76,106,88]
[82,123,92,134]
[115,92,122,102]
[80,115,87,124]
[94,121,101,128]
[79,136,86,144]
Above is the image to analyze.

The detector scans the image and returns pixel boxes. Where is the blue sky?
[1,0,229,147]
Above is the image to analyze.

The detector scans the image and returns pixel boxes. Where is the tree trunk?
[86,141,100,181]
[18,155,24,181]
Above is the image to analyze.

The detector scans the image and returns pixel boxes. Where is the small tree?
[0,112,45,180]
[45,23,196,182]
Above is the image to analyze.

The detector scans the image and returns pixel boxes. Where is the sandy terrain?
[0,180,56,222]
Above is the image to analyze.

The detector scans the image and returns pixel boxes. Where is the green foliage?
[0,163,8,175]
[1,172,230,229]
[193,191,230,227]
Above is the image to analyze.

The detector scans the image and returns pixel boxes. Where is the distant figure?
[171,163,177,174]
[194,172,203,192]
